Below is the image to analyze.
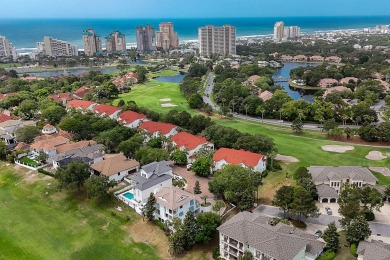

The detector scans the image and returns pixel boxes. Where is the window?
[180,205,183,209]
[117,173,120,176]
[179,212,183,217]
[190,200,194,205]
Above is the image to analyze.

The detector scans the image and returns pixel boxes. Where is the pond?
[273,62,319,102]
[154,72,186,83]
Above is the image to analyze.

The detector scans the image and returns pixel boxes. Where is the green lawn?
[372,171,390,186]
[334,231,356,260]
[147,69,180,78]
[215,118,390,173]
[0,165,160,260]
[0,63,21,68]
[19,157,40,167]
[114,80,198,115]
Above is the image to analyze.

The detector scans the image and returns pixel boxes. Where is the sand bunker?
[161,103,177,107]
[159,98,171,102]
[366,151,388,161]
[369,167,390,176]
[322,145,355,153]
[275,154,299,162]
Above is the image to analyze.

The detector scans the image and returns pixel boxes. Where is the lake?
[273,62,318,102]
[154,73,186,83]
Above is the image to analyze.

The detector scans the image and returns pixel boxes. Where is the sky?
[1,0,390,18]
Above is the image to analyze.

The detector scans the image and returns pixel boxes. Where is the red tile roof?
[0,92,17,100]
[171,132,209,150]
[118,110,146,124]
[74,86,93,99]
[139,121,177,135]
[49,93,74,103]
[0,114,13,123]
[66,100,96,109]
[213,148,264,167]
[93,104,121,116]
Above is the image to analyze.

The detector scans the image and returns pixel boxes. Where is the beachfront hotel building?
[273,21,285,41]
[0,35,17,61]
[105,30,126,53]
[198,25,236,57]
[136,25,157,51]
[156,22,179,51]
[82,28,102,56]
[284,26,301,39]
[38,36,78,57]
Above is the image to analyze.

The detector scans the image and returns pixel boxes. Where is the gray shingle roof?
[52,143,104,162]
[357,240,390,260]
[308,166,378,183]
[316,184,339,198]
[217,212,325,259]
[142,161,171,175]
[131,161,172,191]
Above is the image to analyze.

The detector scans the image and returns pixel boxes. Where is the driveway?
[171,164,214,199]
[203,73,220,111]
[317,202,341,217]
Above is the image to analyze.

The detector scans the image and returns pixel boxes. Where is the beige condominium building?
[156,22,179,51]
[105,30,126,53]
[136,25,157,51]
[40,36,78,57]
[0,35,17,61]
[284,26,301,39]
[198,25,236,57]
[82,28,102,56]
[273,21,285,41]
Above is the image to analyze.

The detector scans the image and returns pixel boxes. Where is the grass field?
[147,69,181,78]
[334,231,356,260]
[0,63,21,68]
[372,171,390,186]
[0,165,160,260]
[114,80,198,115]
[216,118,390,173]
[19,157,40,167]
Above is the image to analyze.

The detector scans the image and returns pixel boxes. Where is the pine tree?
[322,221,340,252]
[145,193,156,221]
[182,211,198,249]
[194,180,202,194]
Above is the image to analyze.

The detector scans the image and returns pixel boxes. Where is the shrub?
[290,219,307,229]
[173,179,186,188]
[318,250,336,260]
[363,210,375,221]
[212,246,220,260]
[350,244,358,257]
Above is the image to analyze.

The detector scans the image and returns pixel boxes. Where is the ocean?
[0,16,390,51]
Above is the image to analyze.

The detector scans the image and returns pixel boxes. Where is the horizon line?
[1,14,390,20]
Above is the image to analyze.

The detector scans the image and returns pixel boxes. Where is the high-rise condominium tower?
[105,31,126,53]
[136,25,157,51]
[0,35,17,61]
[273,21,285,41]
[156,22,179,51]
[284,26,301,39]
[198,25,236,56]
[82,28,102,56]
[40,36,78,57]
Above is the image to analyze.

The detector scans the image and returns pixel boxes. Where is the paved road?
[202,73,360,131]
[203,73,220,111]
[256,205,390,237]
[371,100,386,123]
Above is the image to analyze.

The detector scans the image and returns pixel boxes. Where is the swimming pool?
[122,192,134,200]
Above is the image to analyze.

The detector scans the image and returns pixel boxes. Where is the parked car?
[315,230,322,238]
[186,164,192,171]
[325,206,332,215]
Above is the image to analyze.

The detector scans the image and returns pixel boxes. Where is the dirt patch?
[366,151,388,161]
[161,103,177,108]
[159,98,171,102]
[259,175,293,205]
[23,170,52,184]
[369,167,390,176]
[128,218,171,260]
[321,145,355,153]
[275,154,299,163]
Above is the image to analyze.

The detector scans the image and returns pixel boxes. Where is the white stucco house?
[213,148,267,173]
[93,104,122,119]
[154,186,202,222]
[90,154,140,182]
[218,212,325,260]
[131,161,173,205]
[170,132,214,163]
[117,110,148,128]
[139,121,178,139]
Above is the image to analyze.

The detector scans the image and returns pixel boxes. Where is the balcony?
[229,238,238,248]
